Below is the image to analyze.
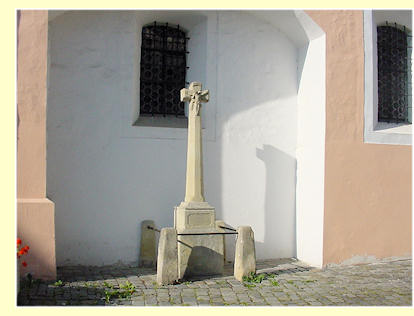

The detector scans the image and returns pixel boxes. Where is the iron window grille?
[140,22,189,117]
[377,22,412,123]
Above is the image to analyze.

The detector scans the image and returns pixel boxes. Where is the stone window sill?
[365,122,412,145]
[374,122,411,135]
[133,115,188,129]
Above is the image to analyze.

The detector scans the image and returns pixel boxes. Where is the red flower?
[16,238,30,266]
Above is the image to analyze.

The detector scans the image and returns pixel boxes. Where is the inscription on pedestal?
[175,204,216,231]
[187,213,213,227]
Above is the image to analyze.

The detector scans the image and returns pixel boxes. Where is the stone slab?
[156,227,178,285]
[234,226,256,282]
[139,220,156,268]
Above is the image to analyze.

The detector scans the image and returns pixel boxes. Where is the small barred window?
[377,23,412,123]
[140,22,188,117]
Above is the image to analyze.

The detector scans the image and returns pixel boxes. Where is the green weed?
[103,281,136,302]
[270,280,279,286]
[54,280,64,287]
[242,272,279,288]
[242,272,266,283]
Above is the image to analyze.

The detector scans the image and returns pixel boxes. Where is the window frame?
[363,10,412,146]
[134,22,189,129]
[120,13,216,140]
[139,22,188,118]
[377,23,411,124]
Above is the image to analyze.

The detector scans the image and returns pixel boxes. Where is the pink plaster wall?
[17,10,47,198]
[307,10,412,265]
[17,10,56,280]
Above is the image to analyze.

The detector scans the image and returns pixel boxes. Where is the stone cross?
[180,82,209,202]
[175,82,224,279]
[181,82,209,117]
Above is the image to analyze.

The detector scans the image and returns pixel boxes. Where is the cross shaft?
[180,82,209,202]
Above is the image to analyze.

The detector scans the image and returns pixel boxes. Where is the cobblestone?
[17,258,411,306]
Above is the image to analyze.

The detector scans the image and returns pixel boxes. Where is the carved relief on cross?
[180,82,209,117]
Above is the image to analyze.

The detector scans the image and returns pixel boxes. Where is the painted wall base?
[17,198,56,280]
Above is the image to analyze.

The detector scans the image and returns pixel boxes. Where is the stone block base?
[177,233,224,279]
[174,202,224,279]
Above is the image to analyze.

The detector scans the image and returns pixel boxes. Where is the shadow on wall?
[256,144,297,259]
[208,12,299,261]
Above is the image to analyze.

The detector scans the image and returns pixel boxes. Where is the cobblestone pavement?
[17,258,411,306]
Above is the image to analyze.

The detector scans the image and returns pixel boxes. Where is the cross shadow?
[183,246,224,279]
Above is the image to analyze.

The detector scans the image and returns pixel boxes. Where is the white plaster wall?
[292,11,326,268]
[210,11,298,261]
[296,36,326,268]
[48,11,188,266]
[47,10,313,266]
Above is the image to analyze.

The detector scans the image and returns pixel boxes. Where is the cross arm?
[180,88,191,102]
[198,90,209,103]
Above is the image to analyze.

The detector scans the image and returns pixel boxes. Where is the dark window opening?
[140,22,188,117]
[377,23,412,123]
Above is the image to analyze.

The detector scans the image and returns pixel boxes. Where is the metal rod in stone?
[218,225,237,232]
[147,226,161,232]
[177,232,238,236]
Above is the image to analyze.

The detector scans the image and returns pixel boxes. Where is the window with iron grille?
[377,23,412,123]
[140,22,188,117]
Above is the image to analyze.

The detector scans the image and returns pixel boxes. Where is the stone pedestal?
[174,201,224,279]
